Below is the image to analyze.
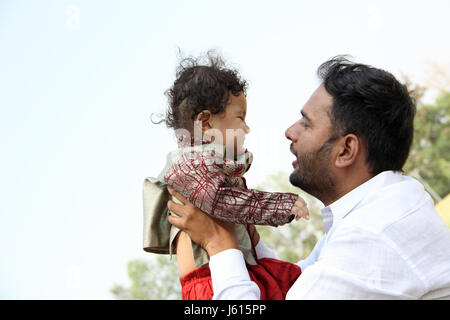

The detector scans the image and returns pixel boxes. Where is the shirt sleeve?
[165,151,296,226]
[209,249,261,300]
[214,187,297,226]
[254,236,279,260]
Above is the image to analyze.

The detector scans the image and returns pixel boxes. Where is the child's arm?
[212,186,297,226]
[165,151,299,226]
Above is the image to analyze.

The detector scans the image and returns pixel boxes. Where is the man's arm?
[167,187,261,300]
[209,249,261,300]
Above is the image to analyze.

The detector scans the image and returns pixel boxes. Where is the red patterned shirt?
[164,142,297,226]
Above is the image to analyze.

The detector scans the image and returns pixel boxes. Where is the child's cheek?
[224,128,246,155]
[234,135,246,155]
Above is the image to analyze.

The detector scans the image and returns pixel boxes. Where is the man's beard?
[289,140,337,202]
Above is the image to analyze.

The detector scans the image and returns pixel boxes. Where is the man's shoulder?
[341,174,438,234]
[335,179,450,272]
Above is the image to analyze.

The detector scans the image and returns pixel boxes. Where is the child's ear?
[195,111,213,131]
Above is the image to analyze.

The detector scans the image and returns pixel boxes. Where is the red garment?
[180,258,302,300]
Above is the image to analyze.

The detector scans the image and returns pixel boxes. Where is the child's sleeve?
[213,186,297,226]
[164,151,296,226]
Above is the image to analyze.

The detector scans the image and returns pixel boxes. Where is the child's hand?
[291,196,310,221]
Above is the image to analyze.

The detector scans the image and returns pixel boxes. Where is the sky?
[1,0,449,299]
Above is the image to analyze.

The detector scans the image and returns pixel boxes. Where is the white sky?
[1,0,449,299]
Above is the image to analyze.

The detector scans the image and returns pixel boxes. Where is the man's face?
[285,85,338,201]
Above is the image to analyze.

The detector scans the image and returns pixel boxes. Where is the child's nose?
[244,124,251,134]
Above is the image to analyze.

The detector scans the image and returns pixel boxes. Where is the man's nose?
[285,123,297,142]
[244,123,251,134]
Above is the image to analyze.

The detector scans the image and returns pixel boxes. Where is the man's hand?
[167,187,239,256]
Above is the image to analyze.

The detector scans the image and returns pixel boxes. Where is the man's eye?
[238,116,244,120]
[300,119,309,128]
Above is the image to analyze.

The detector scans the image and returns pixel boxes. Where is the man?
[167,56,450,299]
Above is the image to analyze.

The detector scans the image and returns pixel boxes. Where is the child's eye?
[238,116,244,120]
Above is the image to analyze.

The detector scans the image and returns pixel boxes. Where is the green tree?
[404,89,450,200]
[110,255,181,300]
[252,171,324,263]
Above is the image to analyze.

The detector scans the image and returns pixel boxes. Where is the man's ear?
[195,110,213,132]
[334,134,360,168]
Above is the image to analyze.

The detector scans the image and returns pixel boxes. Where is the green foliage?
[404,90,450,199]
[252,171,324,263]
[110,255,181,300]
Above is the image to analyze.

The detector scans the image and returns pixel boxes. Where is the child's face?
[208,92,250,157]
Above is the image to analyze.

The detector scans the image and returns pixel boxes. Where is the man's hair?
[164,50,248,131]
[318,55,416,175]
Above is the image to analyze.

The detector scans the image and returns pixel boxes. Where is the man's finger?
[168,187,188,205]
[167,213,185,230]
[167,199,185,216]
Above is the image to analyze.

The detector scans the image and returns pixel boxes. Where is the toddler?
[143,52,309,300]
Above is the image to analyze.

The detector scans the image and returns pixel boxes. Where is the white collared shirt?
[209,171,450,299]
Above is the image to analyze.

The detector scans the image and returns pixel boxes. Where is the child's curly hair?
[164,50,248,131]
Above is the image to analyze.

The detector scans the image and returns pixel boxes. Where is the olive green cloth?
[142,145,258,267]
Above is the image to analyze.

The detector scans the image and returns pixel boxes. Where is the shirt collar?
[321,170,400,233]
[163,138,254,178]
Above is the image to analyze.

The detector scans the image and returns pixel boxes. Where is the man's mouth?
[290,143,298,168]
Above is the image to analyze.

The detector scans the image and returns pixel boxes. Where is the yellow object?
[435,194,450,228]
